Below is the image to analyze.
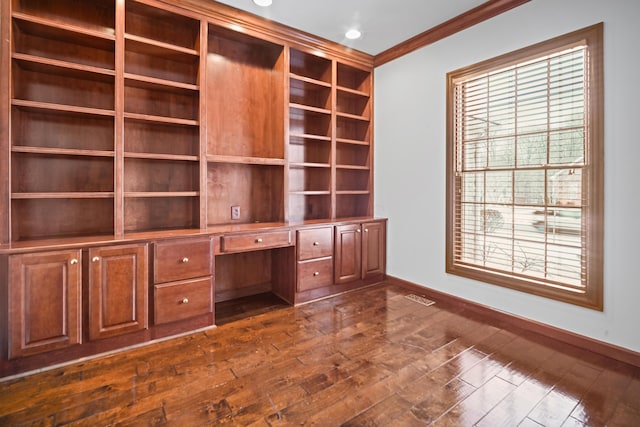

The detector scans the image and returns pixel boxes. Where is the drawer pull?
[313,271,320,276]
[182,257,189,263]
[313,241,320,246]
[181,298,189,304]
[70,259,78,265]
[92,256,100,262]
[256,238,263,243]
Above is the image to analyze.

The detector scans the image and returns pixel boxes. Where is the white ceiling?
[213,0,488,55]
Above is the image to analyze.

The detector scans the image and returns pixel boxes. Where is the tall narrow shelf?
[287,50,373,220]
[123,1,201,233]
[288,49,333,221]
[335,62,373,218]
[9,0,116,241]
[206,25,285,225]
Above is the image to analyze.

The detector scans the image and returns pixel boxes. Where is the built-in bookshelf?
[9,0,116,241]
[288,49,373,221]
[123,0,201,233]
[3,0,373,244]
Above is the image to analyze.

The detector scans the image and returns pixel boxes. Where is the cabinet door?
[8,250,82,359]
[362,221,386,279]
[88,244,148,340]
[334,224,362,284]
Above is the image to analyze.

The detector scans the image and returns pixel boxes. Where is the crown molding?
[374,0,531,67]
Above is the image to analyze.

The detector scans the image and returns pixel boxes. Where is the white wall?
[374,0,640,352]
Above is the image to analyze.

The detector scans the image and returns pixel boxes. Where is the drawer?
[297,227,333,261]
[297,257,334,292]
[221,230,291,253]
[154,278,213,325]
[154,238,212,283]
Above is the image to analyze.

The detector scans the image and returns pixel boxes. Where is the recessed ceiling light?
[253,0,272,6]
[345,28,362,40]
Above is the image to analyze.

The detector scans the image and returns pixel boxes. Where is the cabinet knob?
[256,238,263,243]
[182,257,189,263]
[70,259,78,265]
[313,271,320,276]
[357,229,362,233]
[182,298,189,304]
[92,256,100,262]
[313,241,320,246]
[365,228,369,233]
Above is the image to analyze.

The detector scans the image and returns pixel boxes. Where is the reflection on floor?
[1,282,638,426]
[216,292,289,326]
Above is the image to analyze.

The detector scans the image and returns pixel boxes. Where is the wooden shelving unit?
[0,0,383,379]
[288,48,334,221]
[287,49,373,221]
[3,0,374,243]
[8,0,116,241]
[335,62,373,218]
[123,1,201,233]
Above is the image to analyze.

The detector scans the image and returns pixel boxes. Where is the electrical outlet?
[231,205,241,220]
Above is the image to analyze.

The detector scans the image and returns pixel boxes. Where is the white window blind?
[446,24,603,309]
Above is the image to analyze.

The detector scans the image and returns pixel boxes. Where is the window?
[446,23,603,310]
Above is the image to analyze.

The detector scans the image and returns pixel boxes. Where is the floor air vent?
[405,294,435,307]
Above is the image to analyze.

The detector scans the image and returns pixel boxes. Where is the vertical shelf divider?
[199,19,208,233]
[330,59,338,220]
[283,45,291,224]
[114,0,125,238]
[369,68,375,218]
[0,0,9,243]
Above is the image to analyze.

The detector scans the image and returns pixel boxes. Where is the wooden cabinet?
[296,226,333,292]
[335,220,386,284]
[88,244,148,340]
[362,221,386,279]
[7,250,82,358]
[153,237,213,326]
[0,0,382,378]
[334,224,362,284]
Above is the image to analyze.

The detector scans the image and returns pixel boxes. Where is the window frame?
[445,23,604,310]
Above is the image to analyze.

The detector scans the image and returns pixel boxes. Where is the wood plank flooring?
[1,281,639,426]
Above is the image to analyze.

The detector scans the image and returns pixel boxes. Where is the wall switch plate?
[231,205,241,220]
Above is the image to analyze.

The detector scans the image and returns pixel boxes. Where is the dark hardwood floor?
[1,282,638,426]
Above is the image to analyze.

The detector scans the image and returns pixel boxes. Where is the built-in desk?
[0,218,386,379]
